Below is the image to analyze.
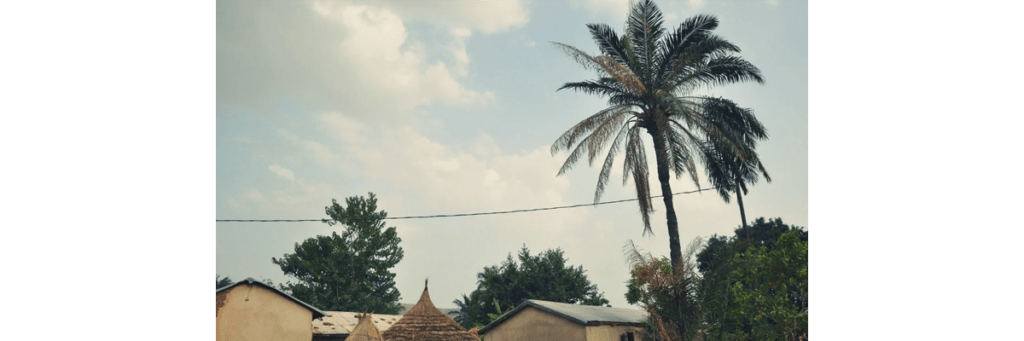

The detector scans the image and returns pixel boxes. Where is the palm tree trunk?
[736,185,748,229]
[651,129,688,339]
[651,132,683,271]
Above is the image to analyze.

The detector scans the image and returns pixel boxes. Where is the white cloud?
[349,0,530,34]
[268,164,295,181]
[246,188,266,202]
[218,0,503,123]
[568,0,630,21]
[472,132,501,157]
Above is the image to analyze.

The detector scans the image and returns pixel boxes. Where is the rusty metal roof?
[313,311,402,335]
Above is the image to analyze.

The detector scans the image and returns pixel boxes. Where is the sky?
[216,0,807,310]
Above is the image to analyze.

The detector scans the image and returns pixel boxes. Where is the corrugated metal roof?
[216,278,327,319]
[313,311,402,335]
[479,300,648,334]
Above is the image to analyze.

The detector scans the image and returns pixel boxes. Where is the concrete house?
[216,278,327,341]
[478,300,648,341]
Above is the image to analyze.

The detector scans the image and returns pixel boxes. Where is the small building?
[312,312,402,341]
[381,280,479,341]
[216,278,327,341]
[478,300,648,341]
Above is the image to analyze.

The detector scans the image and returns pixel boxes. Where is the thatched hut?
[382,280,479,341]
[347,313,386,341]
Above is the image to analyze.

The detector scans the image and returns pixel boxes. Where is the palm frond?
[557,80,628,99]
[658,35,744,94]
[665,123,701,188]
[675,55,764,89]
[555,106,631,177]
[655,14,720,87]
[595,56,647,95]
[622,239,649,270]
[595,119,636,203]
[627,0,665,83]
[586,23,631,66]
[588,108,633,164]
[623,126,653,235]
[551,104,630,156]
[550,42,609,76]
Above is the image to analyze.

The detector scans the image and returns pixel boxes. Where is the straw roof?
[348,313,385,341]
[382,280,479,341]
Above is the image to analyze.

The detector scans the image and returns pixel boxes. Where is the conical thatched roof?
[382,280,479,341]
[348,313,385,341]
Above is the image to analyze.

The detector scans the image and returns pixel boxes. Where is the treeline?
[627,218,808,341]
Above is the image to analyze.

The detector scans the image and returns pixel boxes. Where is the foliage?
[625,218,807,341]
[454,246,610,329]
[272,192,404,314]
[452,291,486,328]
[698,99,771,228]
[216,275,233,290]
[696,218,807,340]
[624,238,703,341]
[486,298,510,323]
[550,0,764,270]
[723,230,808,340]
[696,217,807,274]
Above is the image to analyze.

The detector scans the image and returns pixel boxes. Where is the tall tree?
[455,246,609,329]
[699,99,771,229]
[272,192,404,313]
[550,0,764,271]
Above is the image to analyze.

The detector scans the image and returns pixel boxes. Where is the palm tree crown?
[551,0,764,267]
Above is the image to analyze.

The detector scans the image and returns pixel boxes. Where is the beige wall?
[585,324,646,341]
[216,284,314,341]
[483,306,586,341]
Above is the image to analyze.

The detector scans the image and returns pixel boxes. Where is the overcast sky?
[216,0,807,310]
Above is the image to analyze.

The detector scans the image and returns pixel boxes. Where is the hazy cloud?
[268,164,295,181]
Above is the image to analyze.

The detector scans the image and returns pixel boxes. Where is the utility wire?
[216,188,716,223]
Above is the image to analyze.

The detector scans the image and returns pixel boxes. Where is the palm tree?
[551,0,764,269]
[698,97,771,229]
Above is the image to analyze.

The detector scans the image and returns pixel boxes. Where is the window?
[620,331,634,341]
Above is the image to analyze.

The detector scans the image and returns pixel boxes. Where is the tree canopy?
[272,192,404,314]
[453,246,609,329]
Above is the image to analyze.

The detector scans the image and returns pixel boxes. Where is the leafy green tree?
[550,0,764,271]
[452,291,486,328]
[694,217,807,340]
[723,230,807,340]
[455,246,610,329]
[696,217,807,274]
[272,192,404,314]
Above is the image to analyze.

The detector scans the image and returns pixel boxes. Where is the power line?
[216,188,716,222]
